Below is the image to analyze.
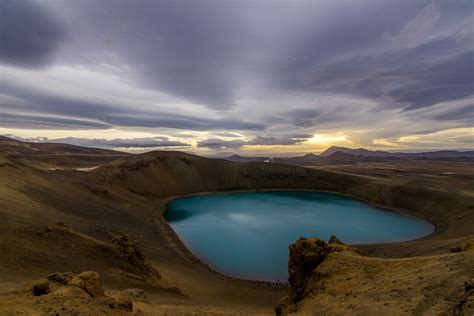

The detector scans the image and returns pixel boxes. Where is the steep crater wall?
[94,152,474,246]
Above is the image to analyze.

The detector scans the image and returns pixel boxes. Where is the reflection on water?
[166,191,434,281]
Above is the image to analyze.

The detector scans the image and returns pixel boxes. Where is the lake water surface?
[165,191,434,281]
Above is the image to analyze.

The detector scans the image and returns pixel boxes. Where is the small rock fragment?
[110,293,134,311]
[328,235,343,245]
[450,243,470,253]
[48,272,76,285]
[68,271,105,297]
[32,279,51,296]
[121,288,145,300]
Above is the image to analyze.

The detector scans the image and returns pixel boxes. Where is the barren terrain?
[0,137,472,315]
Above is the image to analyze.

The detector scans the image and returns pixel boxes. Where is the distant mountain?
[219,146,474,167]
[396,150,474,159]
[320,146,474,159]
[4,134,471,167]
[211,151,239,158]
[225,153,324,165]
[222,154,269,163]
[320,146,391,157]
[320,151,359,164]
[273,151,402,166]
[272,153,321,166]
[0,135,126,156]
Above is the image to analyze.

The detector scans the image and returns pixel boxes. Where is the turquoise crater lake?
[165,191,434,281]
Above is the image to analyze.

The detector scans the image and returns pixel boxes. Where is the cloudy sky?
[1,0,473,155]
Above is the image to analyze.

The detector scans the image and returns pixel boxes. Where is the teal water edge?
[165,191,434,281]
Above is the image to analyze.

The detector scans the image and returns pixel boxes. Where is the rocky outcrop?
[276,236,474,315]
[28,271,146,314]
[275,236,352,316]
[287,238,330,304]
[108,234,161,281]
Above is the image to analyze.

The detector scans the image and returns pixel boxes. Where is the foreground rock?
[32,279,51,296]
[47,271,75,285]
[19,271,147,314]
[275,236,352,315]
[276,236,474,315]
[287,236,349,304]
[67,271,105,297]
[54,285,90,299]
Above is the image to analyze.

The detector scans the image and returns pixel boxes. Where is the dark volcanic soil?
[0,148,473,315]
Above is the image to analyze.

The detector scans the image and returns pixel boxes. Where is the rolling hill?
[0,135,126,155]
[320,145,474,159]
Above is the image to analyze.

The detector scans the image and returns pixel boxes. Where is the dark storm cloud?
[269,1,429,88]
[430,104,474,121]
[197,138,246,149]
[284,109,321,127]
[0,82,265,131]
[41,137,190,148]
[0,113,111,130]
[2,0,473,148]
[39,0,468,112]
[393,52,474,111]
[197,135,310,149]
[48,0,250,109]
[248,136,309,146]
[0,81,118,119]
[270,0,473,111]
[6,135,190,148]
[0,0,66,67]
[322,49,474,111]
[103,114,264,131]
